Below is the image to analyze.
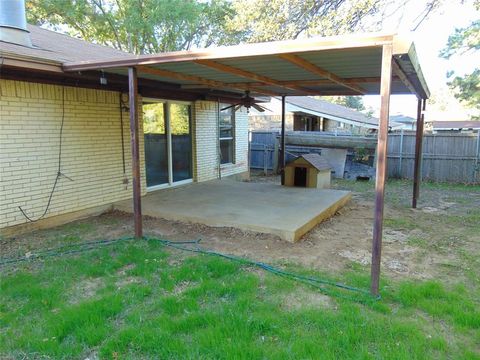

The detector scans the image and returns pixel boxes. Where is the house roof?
[284,96,381,129]
[390,114,416,124]
[429,120,480,130]
[288,153,331,171]
[251,96,403,130]
[0,24,131,66]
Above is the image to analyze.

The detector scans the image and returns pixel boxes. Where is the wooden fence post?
[399,129,404,176]
[263,144,268,175]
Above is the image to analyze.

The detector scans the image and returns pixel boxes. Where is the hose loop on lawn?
[0,236,380,301]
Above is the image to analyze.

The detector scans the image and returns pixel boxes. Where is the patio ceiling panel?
[137,65,267,95]
[151,62,247,83]
[207,56,319,82]
[294,47,383,76]
[62,33,430,99]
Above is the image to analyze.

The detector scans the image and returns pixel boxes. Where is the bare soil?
[2,174,479,284]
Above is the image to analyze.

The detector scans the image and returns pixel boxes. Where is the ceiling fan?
[221,91,268,113]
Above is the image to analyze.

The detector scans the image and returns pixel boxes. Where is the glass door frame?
[143,98,193,192]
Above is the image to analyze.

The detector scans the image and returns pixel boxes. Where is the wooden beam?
[183,77,386,90]
[137,65,279,97]
[278,53,366,94]
[371,44,393,297]
[279,77,383,87]
[128,67,143,239]
[392,59,419,97]
[194,59,316,95]
[412,98,426,208]
[280,96,286,185]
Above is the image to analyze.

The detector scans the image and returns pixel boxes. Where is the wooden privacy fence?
[387,131,480,184]
[250,130,480,183]
[249,131,278,173]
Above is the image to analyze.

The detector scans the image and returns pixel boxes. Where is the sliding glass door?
[143,100,192,190]
[143,102,168,187]
[170,103,192,182]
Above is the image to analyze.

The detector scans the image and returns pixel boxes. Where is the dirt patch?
[281,289,335,310]
[3,176,479,286]
[116,263,136,276]
[70,277,104,304]
[115,263,144,289]
[115,276,144,289]
[172,281,196,295]
[384,230,409,244]
[338,249,371,265]
[0,202,450,282]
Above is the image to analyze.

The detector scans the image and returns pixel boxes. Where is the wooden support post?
[128,67,143,239]
[371,44,393,297]
[280,95,286,185]
[412,98,426,208]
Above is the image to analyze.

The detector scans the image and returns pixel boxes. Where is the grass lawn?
[1,179,479,359]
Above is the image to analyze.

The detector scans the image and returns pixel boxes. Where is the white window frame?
[219,104,235,165]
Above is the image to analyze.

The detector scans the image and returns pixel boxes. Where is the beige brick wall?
[0,79,146,230]
[0,81,248,232]
[193,101,249,182]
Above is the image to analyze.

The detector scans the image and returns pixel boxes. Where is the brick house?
[1,24,248,235]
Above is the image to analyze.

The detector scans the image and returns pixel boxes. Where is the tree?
[26,0,446,56]
[440,1,480,115]
[26,0,236,54]
[225,0,383,43]
[322,96,366,111]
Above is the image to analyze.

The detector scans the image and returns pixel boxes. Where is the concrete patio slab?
[114,180,351,242]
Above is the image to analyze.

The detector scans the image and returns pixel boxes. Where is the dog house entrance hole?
[294,167,307,187]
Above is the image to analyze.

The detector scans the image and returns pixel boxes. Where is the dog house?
[285,153,332,189]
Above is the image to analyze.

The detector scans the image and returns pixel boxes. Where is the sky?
[362,0,479,121]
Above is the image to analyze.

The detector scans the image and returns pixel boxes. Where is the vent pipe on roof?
[0,0,32,47]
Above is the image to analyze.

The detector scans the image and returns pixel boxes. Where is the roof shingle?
[0,24,131,64]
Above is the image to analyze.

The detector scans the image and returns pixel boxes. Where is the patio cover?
[63,32,430,296]
[63,33,429,99]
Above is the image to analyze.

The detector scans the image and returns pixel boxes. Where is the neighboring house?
[428,120,480,132]
[249,97,402,134]
[390,114,417,130]
[1,19,248,233]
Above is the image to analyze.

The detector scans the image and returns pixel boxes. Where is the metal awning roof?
[63,32,430,99]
